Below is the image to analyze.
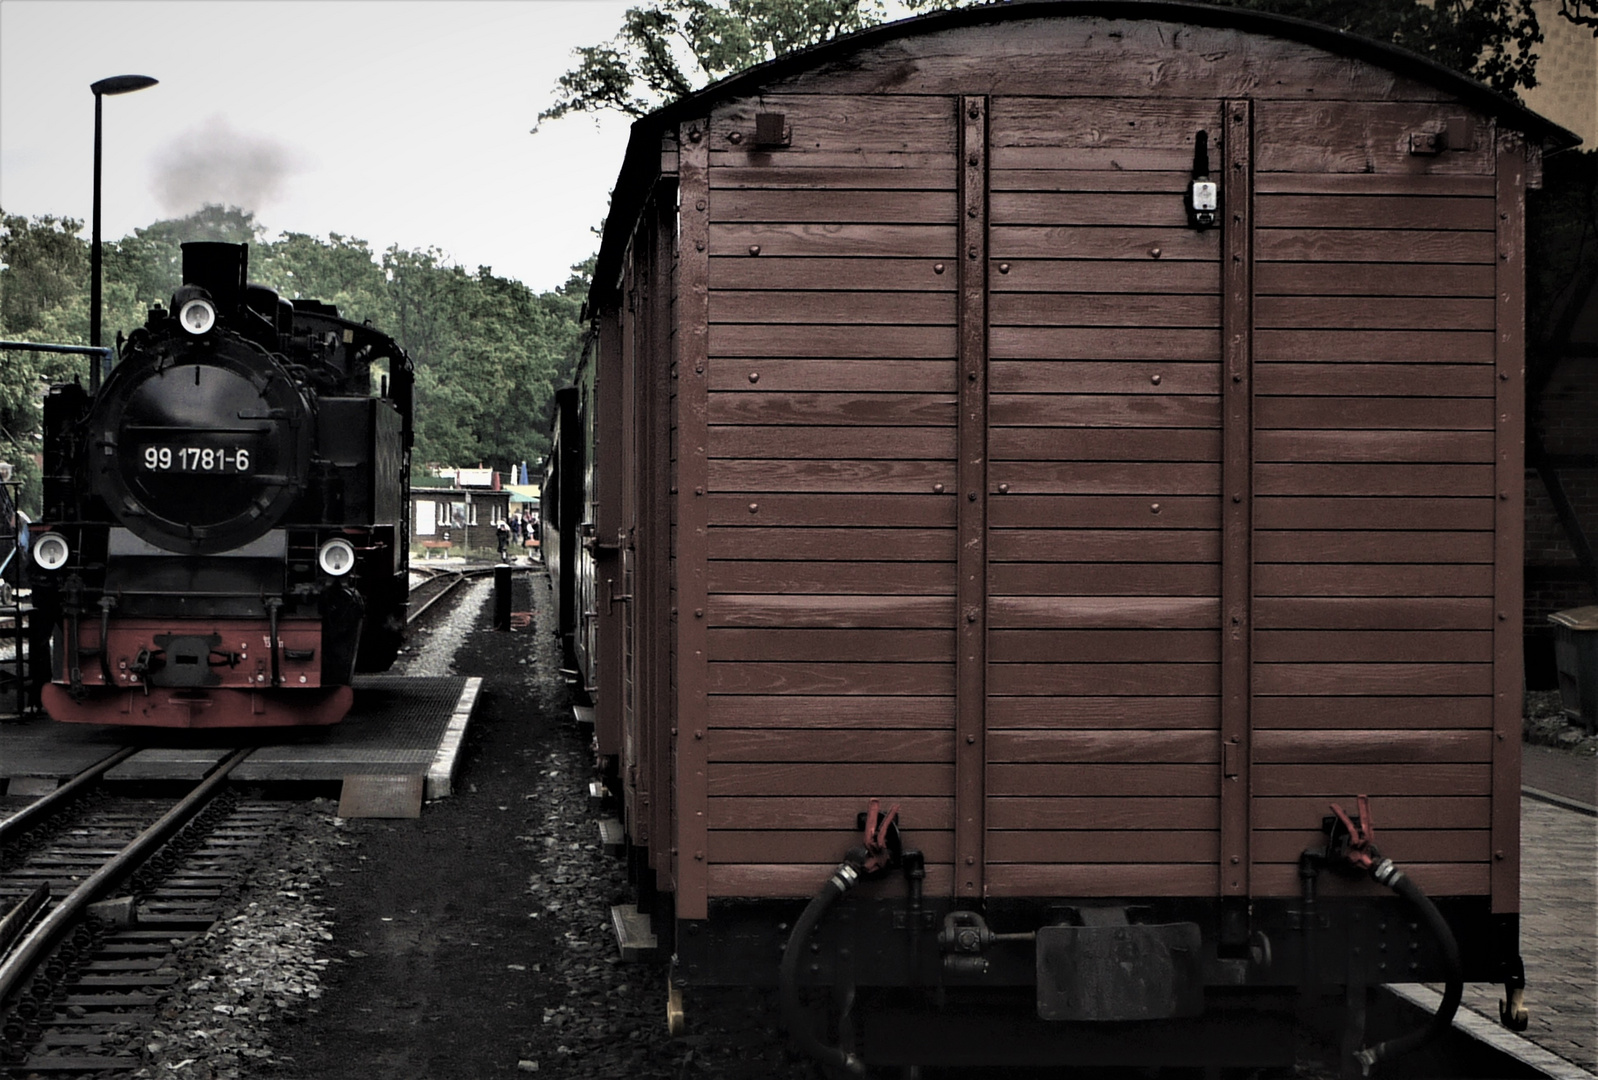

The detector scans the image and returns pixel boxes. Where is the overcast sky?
[0,0,640,293]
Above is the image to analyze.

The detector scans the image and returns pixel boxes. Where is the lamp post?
[89,75,157,362]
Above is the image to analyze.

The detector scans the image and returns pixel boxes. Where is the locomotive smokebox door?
[1035,921,1204,1021]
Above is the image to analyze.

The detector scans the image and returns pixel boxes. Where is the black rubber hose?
[780,850,868,1077]
[1355,859,1463,1075]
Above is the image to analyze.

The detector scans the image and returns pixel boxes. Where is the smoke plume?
[151,116,300,215]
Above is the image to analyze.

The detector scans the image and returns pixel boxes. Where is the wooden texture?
[639,18,1524,907]
[955,94,989,900]
[1220,98,1253,898]
[1492,134,1526,912]
[676,123,712,918]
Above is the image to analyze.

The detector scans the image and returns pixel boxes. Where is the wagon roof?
[589,0,1580,308]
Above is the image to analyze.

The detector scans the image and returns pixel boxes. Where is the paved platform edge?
[424,676,482,801]
[1523,785,1598,817]
[1385,984,1598,1080]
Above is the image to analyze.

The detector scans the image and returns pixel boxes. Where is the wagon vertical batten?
[676,122,712,921]
[956,94,990,899]
[1221,97,1254,899]
[1491,129,1526,914]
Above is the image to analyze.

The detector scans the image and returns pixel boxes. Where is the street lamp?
[89,74,157,363]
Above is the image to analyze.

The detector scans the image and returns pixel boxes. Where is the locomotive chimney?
[181,242,248,316]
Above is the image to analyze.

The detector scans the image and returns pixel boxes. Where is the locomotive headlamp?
[178,297,217,335]
[32,532,70,571]
[317,537,356,576]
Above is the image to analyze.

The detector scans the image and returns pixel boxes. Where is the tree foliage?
[1212,0,1542,96]
[538,0,1545,126]
[538,0,885,123]
[0,205,588,514]
[1553,0,1598,33]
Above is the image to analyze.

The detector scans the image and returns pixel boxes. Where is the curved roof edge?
[590,0,1581,309]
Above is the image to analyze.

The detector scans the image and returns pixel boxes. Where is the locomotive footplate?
[1035,918,1205,1021]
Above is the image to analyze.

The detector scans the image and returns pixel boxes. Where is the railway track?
[407,565,502,625]
[0,748,284,1073]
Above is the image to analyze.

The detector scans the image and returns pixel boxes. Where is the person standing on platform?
[496,517,511,561]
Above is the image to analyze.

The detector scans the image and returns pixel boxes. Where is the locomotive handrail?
[0,341,114,363]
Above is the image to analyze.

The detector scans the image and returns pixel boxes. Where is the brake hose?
[780,848,869,1077]
[1354,858,1463,1076]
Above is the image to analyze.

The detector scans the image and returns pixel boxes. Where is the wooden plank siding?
[1249,100,1499,899]
[660,19,1516,908]
[702,93,962,896]
[984,95,1225,897]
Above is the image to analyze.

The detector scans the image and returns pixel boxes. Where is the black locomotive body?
[30,242,413,727]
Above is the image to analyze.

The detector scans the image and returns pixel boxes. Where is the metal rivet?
[968,104,980,120]
[998,483,1009,494]
[694,610,703,619]
[1149,246,1162,258]
[695,198,706,211]
[968,152,980,166]
[695,239,705,251]
[1233,494,1242,503]
[748,502,758,513]
[968,206,978,218]
[694,729,703,738]
[965,856,976,866]
[968,245,979,260]
[968,492,977,501]
[933,263,945,274]
[1231,856,1240,865]
[966,734,976,744]
[1500,371,1509,380]
[695,487,704,496]
[998,262,1010,274]
[728,131,741,144]
[749,371,759,383]
[1151,503,1161,514]
[933,483,944,494]
[688,128,701,142]
[1495,850,1505,860]
[968,371,977,381]
[1151,373,1161,385]
[1233,373,1243,382]
[748,244,761,256]
[695,851,704,860]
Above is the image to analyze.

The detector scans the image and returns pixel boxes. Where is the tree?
[1211,0,1542,96]
[537,0,885,124]
[539,0,1544,126]
[1552,1,1598,32]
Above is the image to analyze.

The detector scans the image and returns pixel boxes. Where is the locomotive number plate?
[141,445,252,473]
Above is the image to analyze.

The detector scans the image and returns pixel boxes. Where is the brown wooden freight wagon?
[570,2,1577,1070]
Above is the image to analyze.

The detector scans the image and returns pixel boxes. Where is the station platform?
[0,675,480,809]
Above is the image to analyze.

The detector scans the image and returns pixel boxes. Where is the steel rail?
[407,572,464,624]
[0,747,139,846]
[0,746,253,1004]
[406,567,498,625]
[0,884,49,958]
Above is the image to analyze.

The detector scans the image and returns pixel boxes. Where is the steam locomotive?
[29,241,413,727]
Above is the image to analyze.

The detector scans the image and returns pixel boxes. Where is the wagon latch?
[1324,793,1380,873]
[1186,130,1218,230]
[855,798,901,876]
